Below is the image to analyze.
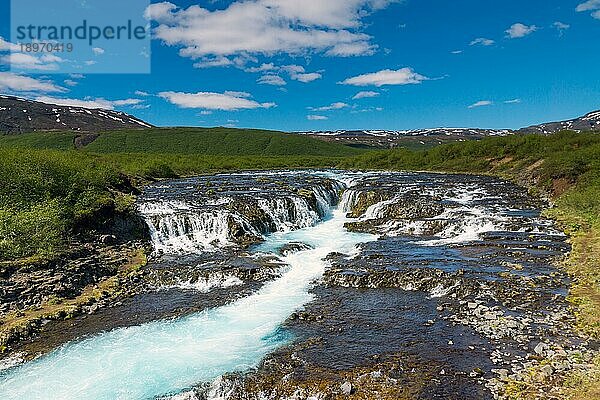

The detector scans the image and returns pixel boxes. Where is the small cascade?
[362,196,398,220]
[137,175,345,254]
[338,189,360,213]
[257,197,320,232]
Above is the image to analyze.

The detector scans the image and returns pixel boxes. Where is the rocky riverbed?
[0,171,594,400]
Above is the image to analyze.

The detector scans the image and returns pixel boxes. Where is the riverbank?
[340,131,600,399]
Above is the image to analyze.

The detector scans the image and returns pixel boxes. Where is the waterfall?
[338,189,360,213]
[138,179,345,255]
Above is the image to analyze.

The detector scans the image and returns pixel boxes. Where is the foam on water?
[0,207,375,400]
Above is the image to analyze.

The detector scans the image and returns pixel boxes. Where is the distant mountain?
[518,109,600,135]
[0,95,153,134]
[295,127,512,138]
[296,109,600,149]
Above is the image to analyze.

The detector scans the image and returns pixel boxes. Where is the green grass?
[0,131,77,150]
[0,127,363,157]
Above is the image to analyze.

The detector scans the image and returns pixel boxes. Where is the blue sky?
[1,0,599,131]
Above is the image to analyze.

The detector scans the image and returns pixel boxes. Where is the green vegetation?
[0,127,363,157]
[0,148,128,260]
[0,128,362,260]
[0,131,76,150]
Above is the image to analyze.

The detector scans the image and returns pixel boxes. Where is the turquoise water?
[0,208,375,400]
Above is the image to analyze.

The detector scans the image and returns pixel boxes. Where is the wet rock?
[340,381,353,395]
[534,342,549,357]
[278,242,313,256]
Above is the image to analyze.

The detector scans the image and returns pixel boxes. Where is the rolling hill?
[0,127,364,157]
[0,95,152,134]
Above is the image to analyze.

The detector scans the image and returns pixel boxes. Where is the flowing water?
[0,171,571,399]
[0,174,375,400]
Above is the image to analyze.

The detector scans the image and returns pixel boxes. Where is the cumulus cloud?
[352,90,379,99]
[158,91,276,111]
[145,0,396,65]
[468,100,493,109]
[258,74,287,86]
[504,99,521,104]
[281,65,322,82]
[34,96,143,110]
[340,68,427,87]
[470,38,495,46]
[0,72,65,93]
[307,115,328,120]
[577,0,600,18]
[92,47,105,55]
[505,23,537,39]
[0,53,65,71]
[577,0,600,11]
[0,38,67,71]
[309,102,349,111]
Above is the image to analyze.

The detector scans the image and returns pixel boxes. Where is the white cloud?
[504,99,521,104]
[451,50,463,54]
[576,0,600,11]
[258,74,287,86]
[307,115,328,120]
[553,21,570,35]
[146,0,396,64]
[292,72,322,83]
[352,90,379,99]
[113,98,143,106]
[193,56,234,69]
[470,38,495,46]
[34,96,143,110]
[340,67,427,87]
[0,72,65,93]
[92,47,105,55]
[246,63,278,73]
[158,91,276,111]
[247,64,322,83]
[0,53,64,71]
[0,37,20,52]
[468,100,493,109]
[310,102,349,111]
[505,23,537,39]
[593,10,600,19]
[64,79,78,87]
[135,90,150,96]
[0,37,67,71]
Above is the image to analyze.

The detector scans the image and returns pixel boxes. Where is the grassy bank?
[0,128,363,260]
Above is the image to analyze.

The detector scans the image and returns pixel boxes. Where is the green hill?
[0,127,363,157]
